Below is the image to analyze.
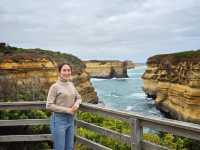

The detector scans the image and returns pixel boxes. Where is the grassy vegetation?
[76,111,200,150]
[0,45,85,73]
[0,108,199,149]
[0,109,51,149]
[147,49,200,64]
[171,50,200,58]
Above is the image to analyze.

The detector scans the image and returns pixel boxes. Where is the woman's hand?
[67,105,79,115]
[72,104,79,110]
[67,107,76,115]
[71,105,79,114]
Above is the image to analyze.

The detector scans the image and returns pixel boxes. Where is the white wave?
[103,93,120,98]
[130,93,146,98]
[91,77,138,81]
[111,77,128,80]
[126,106,133,111]
[90,78,107,81]
[148,110,163,117]
[146,100,155,104]
[109,92,121,97]
[128,72,143,75]
[111,94,120,98]
[111,77,139,80]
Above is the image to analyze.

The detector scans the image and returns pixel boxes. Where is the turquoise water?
[90,66,163,117]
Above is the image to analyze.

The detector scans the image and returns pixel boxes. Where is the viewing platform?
[0,101,200,150]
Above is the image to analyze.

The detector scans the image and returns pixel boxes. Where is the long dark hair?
[58,63,72,73]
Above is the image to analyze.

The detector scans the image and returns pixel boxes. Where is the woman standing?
[46,63,82,150]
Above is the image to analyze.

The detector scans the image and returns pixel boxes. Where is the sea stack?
[84,60,129,79]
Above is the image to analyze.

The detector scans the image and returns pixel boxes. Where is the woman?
[46,63,82,150]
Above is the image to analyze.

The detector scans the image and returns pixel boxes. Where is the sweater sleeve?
[46,84,70,114]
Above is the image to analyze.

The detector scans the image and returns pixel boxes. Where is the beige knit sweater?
[46,79,82,114]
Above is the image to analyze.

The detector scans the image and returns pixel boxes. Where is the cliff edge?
[84,60,129,78]
[142,50,200,123]
[0,44,98,103]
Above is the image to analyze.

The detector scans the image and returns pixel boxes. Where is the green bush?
[0,107,199,150]
[77,111,200,150]
[0,109,52,149]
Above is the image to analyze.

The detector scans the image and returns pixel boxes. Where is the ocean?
[90,66,164,118]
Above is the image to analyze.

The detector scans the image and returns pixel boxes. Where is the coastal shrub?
[143,133,161,144]
[0,101,199,150]
[77,128,130,150]
[77,111,130,134]
[148,49,200,65]
[161,133,177,149]
[0,109,52,149]
[173,50,200,58]
[0,45,85,73]
[77,111,200,150]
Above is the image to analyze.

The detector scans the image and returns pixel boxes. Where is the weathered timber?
[0,102,200,150]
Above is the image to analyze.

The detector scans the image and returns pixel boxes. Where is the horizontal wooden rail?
[0,134,52,142]
[77,120,131,144]
[0,119,49,126]
[141,119,200,141]
[0,101,200,150]
[0,101,45,110]
[76,120,168,150]
[141,140,168,150]
[80,103,200,141]
[76,135,112,150]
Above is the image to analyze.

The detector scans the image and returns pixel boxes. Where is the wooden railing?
[0,101,200,150]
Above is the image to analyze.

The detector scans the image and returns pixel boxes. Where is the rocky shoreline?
[142,50,200,124]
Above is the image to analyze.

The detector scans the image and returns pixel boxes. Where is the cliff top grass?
[147,49,200,64]
[0,44,85,73]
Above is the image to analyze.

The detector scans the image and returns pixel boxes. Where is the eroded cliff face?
[84,60,128,78]
[0,45,98,103]
[126,60,135,69]
[142,50,200,123]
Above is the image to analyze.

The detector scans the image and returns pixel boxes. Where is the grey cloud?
[0,0,200,62]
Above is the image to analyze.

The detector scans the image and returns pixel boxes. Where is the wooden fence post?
[131,118,142,150]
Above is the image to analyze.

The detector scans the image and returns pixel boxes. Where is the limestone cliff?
[84,60,128,78]
[126,60,135,69]
[142,50,200,123]
[0,45,98,103]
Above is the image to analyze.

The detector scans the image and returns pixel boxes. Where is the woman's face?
[59,64,72,80]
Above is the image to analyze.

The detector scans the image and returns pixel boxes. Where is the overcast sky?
[0,0,200,62]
